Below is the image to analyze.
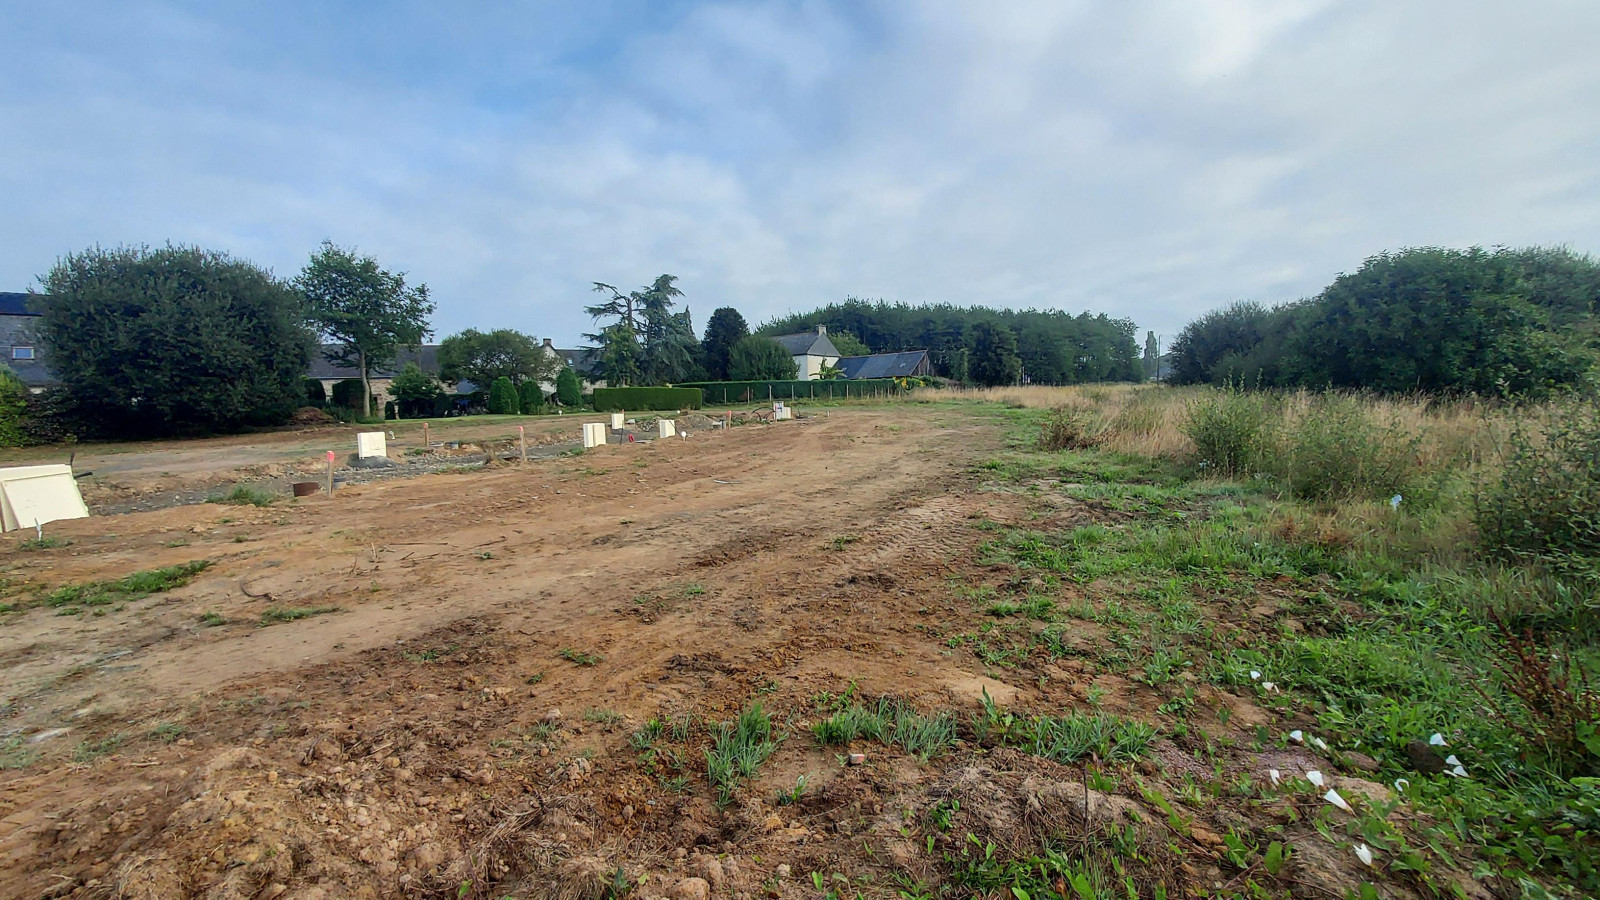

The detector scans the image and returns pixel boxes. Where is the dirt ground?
[0,405,1454,899]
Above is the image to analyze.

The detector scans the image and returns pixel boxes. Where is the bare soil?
[0,406,1463,899]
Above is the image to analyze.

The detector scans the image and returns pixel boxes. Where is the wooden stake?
[325,450,335,497]
[422,422,429,453]
[519,425,527,463]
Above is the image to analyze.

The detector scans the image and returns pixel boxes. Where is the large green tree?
[437,328,555,389]
[968,321,1021,386]
[588,275,701,384]
[728,336,798,381]
[299,242,434,417]
[388,362,442,418]
[700,307,749,381]
[37,245,312,436]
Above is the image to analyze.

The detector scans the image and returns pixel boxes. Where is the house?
[771,325,841,380]
[836,350,932,380]
[544,339,606,391]
[0,292,55,389]
[309,344,472,407]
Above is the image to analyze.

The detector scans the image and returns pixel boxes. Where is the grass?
[812,697,958,761]
[258,605,341,625]
[45,560,212,610]
[965,383,1600,897]
[705,702,777,807]
[18,535,71,550]
[559,648,604,666]
[197,611,226,626]
[208,485,278,507]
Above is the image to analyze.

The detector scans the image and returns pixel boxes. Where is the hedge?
[592,387,703,412]
[677,379,906,404]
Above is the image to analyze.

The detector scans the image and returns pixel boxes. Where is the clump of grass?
[974,690,1157,763]
[706,702,776,807]
[1276,393,1422,502]
[1038,406,1102,451]
[584,707,622,725]
[1476,395,1600,565]
[148,722,185,743]
[1182,385,1276,476]
[812,697,956,761]
[72,733,124,763]
[209,485,278,507]
[559,648,603,666]
[197,611,226,627]
[629,718,665,752]
[47,560,212,609]
[18,535,71,550]
[0,735,38,770]
[258,605,341,625]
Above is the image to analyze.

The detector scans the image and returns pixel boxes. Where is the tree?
[728,336,798,381]
[637,275,700,383]
[701,307,750,381]
[487,377,520,414]
[519,380,545,415]
[37,245,312,436]
[968,322,1021,386]
[828,331,871,357]
[555,367,582,407]
[585,282,643,386]
[299,242,434,417]
[437,328,555,390]
[1143,332,1160,382]
[388,362,442,418]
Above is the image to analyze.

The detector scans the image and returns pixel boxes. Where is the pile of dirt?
[289,407,336,426]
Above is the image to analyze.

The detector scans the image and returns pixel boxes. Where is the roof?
[553,348,601,375]
[836,350,931,380]
[771,330,841,358]
[309,344,442,380]
[0,293,42,317]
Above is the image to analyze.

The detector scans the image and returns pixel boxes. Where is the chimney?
[816,324,827,335]
[542,338,554,349]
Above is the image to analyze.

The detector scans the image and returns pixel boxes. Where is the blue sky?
[3,1,1598,346]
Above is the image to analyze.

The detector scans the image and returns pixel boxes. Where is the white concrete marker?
[658,419,676,439]
[583,422,607,448]
[0,465,89,532]
[357,432,387,458]
[611,413,625,430]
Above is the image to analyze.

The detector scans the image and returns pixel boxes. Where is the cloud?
[1,0,1597,345]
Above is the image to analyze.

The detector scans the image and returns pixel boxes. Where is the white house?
[771,325,841,380]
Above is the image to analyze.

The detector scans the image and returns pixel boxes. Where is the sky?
[2,1,1598,346]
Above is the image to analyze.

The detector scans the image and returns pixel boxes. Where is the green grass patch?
[18,535,71,550]
[47,560,212,610]
[208,485,278,507]
[258,605,341,625]
[705,702,777,807]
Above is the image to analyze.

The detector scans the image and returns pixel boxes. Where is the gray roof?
[554,348,600,375]
[309,344,441,380]
[836,350,931,379]
[0,292,42,316]
[771,330,841,357]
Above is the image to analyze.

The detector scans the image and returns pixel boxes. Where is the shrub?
[331,378,368,412]
[0,367,28,448]
[678,379,903,403]
[487,377,520,414]
[383,400,396,420]
[303,378,327,407]
[1275,394,1421,502]
[1477,396,1600,564]
[1038,406,1101,451]
[17,387,81,445]
[555,367,582,407]
[592,387,702,412]
[1182,386,1275,476]
[388,362,442,418]
[519,380,545,415]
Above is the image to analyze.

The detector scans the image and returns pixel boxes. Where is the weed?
[584,707,622,726]
[197,611,226,627]
[629,718,664,751]
[559,648,603,666]
[258,605,341,625]
[148,722,185,743]
[1183,383,1276,476]
[209,485,277,507]
[47,560,212,610]
[1038,405,1102,451]
[776,774,808,805]
[19,535,70,550]
[705,702,776,807]
[0,735,37,770]
[72,733,124,762]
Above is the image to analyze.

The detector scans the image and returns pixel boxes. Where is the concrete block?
[610,413,625,430]
[0,465,90,532]
[357,432,387,458]
[774,407,792,420]
[658,419,676,439]
[583,422,608,448]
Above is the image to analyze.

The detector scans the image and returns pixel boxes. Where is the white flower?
[1429,733,1447,746]
[1324,789,1354,813]
[1305,770,1325,787]
[1289,730,1304,743]
[1354,844,1374,866]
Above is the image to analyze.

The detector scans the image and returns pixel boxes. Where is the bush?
[679,380,904,404]
[1275,395,1421,502]
[0,368,28,448]
[1477,396,1600,564]
[1182,386,1276,477]
[17,387,81,445]
[555,367,582,407]
[383,400,396,420]
[592,387,702,412]
[1037,406,1101,451]
[331,379,369,412]
[519,380,544,415]
[487,377,520,415]
[303,378,327,407]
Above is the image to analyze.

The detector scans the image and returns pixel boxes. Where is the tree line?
[1168,246,1600,395]
[757,299,1142,386]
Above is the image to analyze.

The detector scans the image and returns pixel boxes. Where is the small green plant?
[148,722,185,743]
[209,485,278,507]
[705,702,776,807]
[197,611,226,627]
[1038,405,1101,451]
[630,718,664,751]
[776,774,809,805]
[19,535,70,550]
[259,605,341,625]
[559,648,603,666]
[1183,384,1275,476]
[584,707,622,725]
[72,733,124,763]
[47,560,212,610]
